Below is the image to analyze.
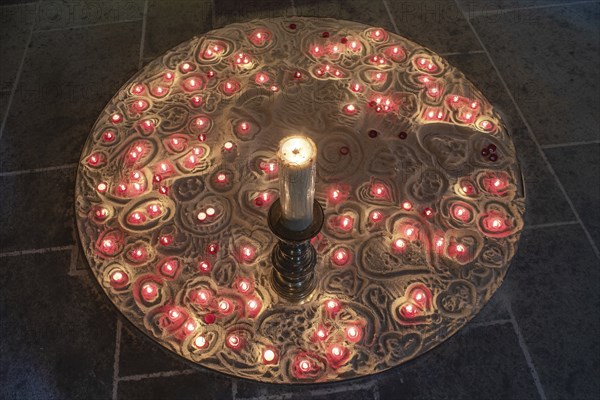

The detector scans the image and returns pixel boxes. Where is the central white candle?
[277,135,317,231]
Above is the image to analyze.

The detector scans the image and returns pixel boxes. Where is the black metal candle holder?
[267,199,324,302]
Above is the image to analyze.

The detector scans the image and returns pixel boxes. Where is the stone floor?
[1,0,598,399]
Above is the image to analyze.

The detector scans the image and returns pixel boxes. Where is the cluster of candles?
[83,21,519,378]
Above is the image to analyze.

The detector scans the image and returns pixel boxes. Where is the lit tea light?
[161,259,178,276]
[401,303,419,319]
[93,206,109,221]
[345,326,361,342]
[241,245,256,262]
[132,84,145,94]
[193,289,212,305]
[163,71,174,81]
[207,242,219,255]
[194,335,208,349]
[262,348,277,364]
[427,85,441,98]
[329,345,345,360]
[238,121,250,133]
[452,205,471,222]
[180,62,193,73]
[299,359,312,372]
[128,211,146,224]
[141,282,158,302]
[310,44,323,57]
[238,278,252,294]
[393,238,406,252]
[111,113,122,124]
[159,235,173,246]
[86,153,102,167]
[350,82,363,92]
[339,215,353,231]
[325,299,341,315]
[278,136,317,231]
[222,80,240,95]
[332,248,350,266]
[219,299,233,314]
[370,210,383,222]
[110,270,128,288]
[255,72,269,84]
[369,28,386,41]
[223,141,234,151]
[206,207,215,216]
[404,226,417,239]
[247,298,259,312]
[102,130,115,142]
[435,237,445,249]
[183,77,201,91]
[168,309,181,320]
[315,326,328,341]
[216,173,228,184]
[141,119,155,132]
[371,183,386,198]
[249,29,271,47]
[402,201,413,211]
[227,334,242,349]
[479,120,494,131]
[343,104,358,115]
[185,321,196,333]
[129,246,146,262]
[151,85,167,97]
[198,260,211,273]
[330,189,342,202]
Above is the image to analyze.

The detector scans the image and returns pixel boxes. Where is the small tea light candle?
[277,135,317,231]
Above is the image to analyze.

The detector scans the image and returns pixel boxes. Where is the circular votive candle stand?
[75,17,525,384]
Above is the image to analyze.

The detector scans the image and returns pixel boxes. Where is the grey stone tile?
[503,225,600,400]
[471,3,600,146]
[117,370,233,400]
[35,0,145,31]
[545,144,600,246]
[294,0,395,32]
[0,168,76,253]
[143,0,212,60]
[0,3,35,91]
[386,0,482,53]
[0,0,36,5]
[0,250,116,399]
[0,90,10,121]
[469,290,510,324]
[376,324,539,399]
[214,0,294,28]
[458,0,585,12]
[118,322,190,377]
[445,53,576,227]
[0,21,141,172]
[233,378,375,399]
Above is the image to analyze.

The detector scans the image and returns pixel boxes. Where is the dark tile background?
[1,1,598,399]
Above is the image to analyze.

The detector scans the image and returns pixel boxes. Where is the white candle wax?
[277,135,317,231]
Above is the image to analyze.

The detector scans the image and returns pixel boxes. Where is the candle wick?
[292,148,301,155]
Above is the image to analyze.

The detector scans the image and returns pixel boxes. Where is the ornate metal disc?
[75,17,525,383]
